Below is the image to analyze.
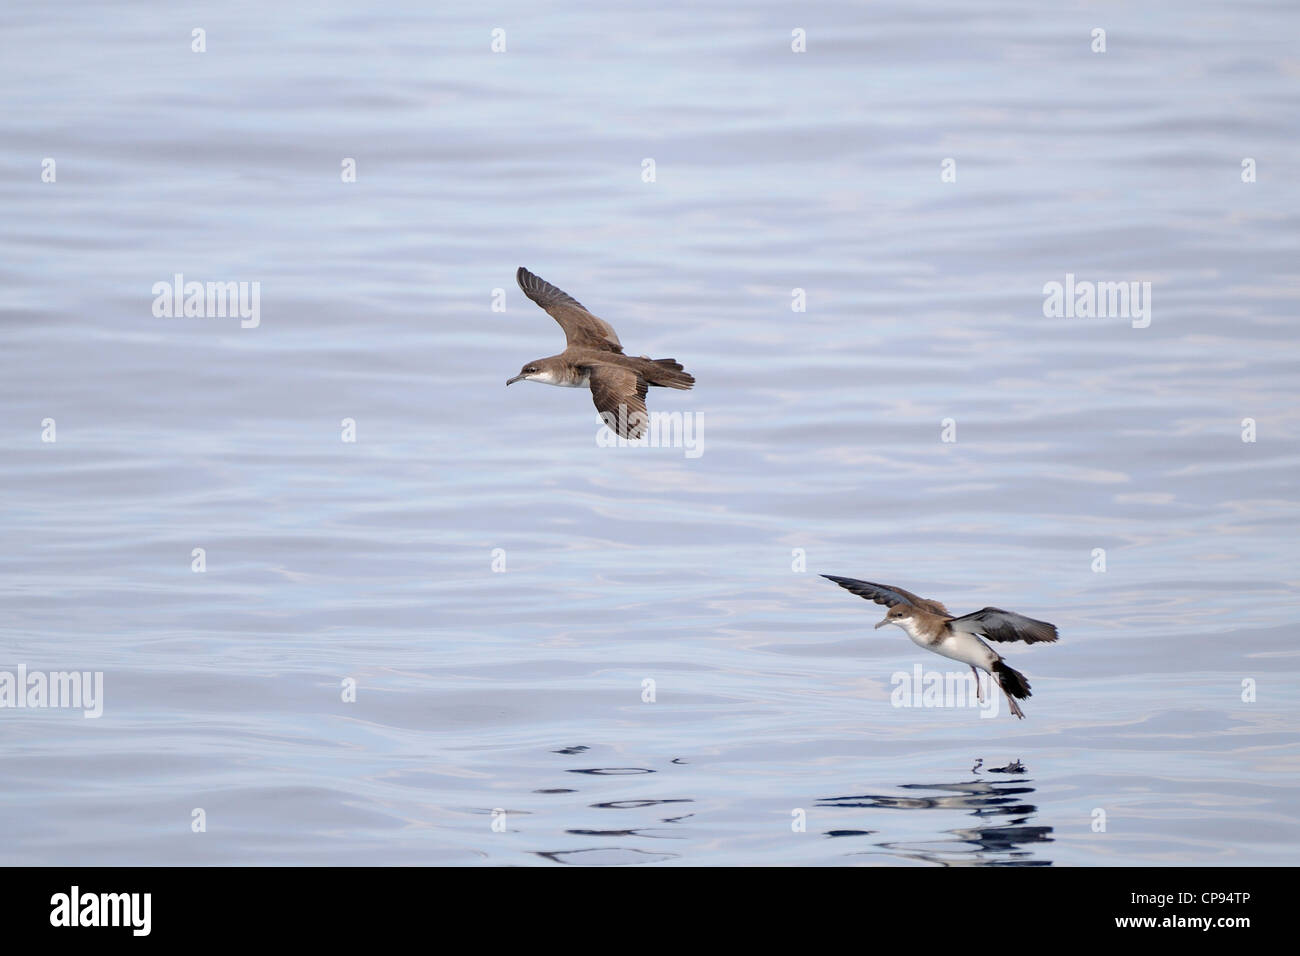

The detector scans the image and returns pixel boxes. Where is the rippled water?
[2,1,1299,865]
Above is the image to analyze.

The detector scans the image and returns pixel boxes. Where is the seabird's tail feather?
[644,358,695,389]
[991,660,1030,720]
[991,660,1030,698]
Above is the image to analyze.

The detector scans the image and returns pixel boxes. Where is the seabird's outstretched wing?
[820,576,950,616]
[587,364,648,439]
[948,607,1058,644]
[517,267,623,352]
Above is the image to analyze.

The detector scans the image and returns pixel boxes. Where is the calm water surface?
[2,1,1299,865]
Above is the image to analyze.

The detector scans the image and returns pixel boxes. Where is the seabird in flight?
[821,575,1059,719]
[507,267,695,439]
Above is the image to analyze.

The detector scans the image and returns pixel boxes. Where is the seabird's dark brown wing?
[948,608,1059,644]
[516,267,624,353]
[820,576,951,616]
[587,364,648,439]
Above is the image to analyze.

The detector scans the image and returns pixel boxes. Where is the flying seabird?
[507,267,695,439]
[821,575,1059,719]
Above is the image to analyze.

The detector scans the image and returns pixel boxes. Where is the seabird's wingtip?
[516,266,542,296]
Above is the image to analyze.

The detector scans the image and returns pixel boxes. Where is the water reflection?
[564,827,682,839]
[589,798,693,810]
[535,848,679,866]
[818,772,1053,866]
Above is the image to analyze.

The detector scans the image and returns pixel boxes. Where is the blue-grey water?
[2,1,1299,866]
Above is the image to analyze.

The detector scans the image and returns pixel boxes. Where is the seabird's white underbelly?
[925,633,997,669]
[532,370,590,388]
[898,623,996,669]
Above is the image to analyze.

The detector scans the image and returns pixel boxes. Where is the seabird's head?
[506,359,554,386]
[876,605,913,631]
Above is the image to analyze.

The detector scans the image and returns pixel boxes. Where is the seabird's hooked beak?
[874,617,890,630]
[506,374,525,386]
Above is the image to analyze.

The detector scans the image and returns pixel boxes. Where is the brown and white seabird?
[822,575,1059,719]
[507,267,695,439]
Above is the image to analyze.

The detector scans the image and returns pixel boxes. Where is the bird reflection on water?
[817,772,1054,866]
